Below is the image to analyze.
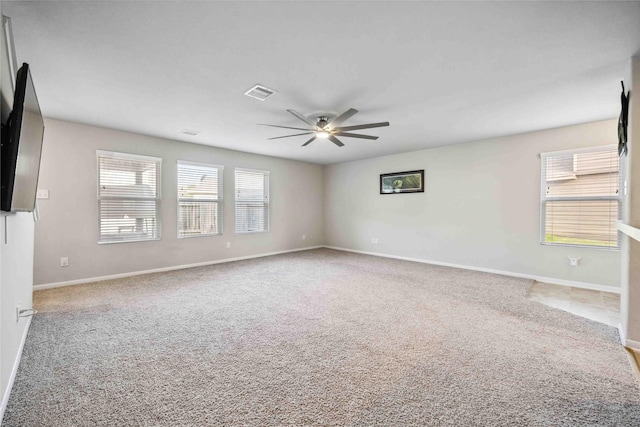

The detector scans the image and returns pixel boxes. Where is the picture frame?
[380,170,424,194]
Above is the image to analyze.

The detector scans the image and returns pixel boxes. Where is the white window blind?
[97,151,161,244]
[540,146,620,249]
[235,168,269,233]
[177,161,223,238]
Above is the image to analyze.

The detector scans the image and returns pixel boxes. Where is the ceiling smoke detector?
[244,84,277,101]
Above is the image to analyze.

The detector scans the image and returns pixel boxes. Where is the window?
[540,146,620,248]
[235,168,269,233]
[177,161,223,237]
[97,151,161,243]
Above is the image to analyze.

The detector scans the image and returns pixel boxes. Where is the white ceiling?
[3,1,640,165]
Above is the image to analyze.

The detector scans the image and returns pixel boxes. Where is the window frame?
[176,160,224,239]
[539,145,621,250]
[234,167,270,234]
[96,150,162,244]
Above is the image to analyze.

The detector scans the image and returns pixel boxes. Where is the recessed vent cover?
[244,84,277,101]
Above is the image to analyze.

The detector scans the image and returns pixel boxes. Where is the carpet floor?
[3,249,639,426]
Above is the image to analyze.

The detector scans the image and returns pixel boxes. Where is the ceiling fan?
[259,108,389,147]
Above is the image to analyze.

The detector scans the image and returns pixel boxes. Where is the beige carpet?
[3,249,639,426]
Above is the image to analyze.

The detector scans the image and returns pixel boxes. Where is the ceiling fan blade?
[302,136,317,147]
[326,108,358,129]
[334,121,390,132]
[287,109,317,127]
[328,135,345,147]
[259,124,313,131]
[336,132,379,140]
[268,132,314,140]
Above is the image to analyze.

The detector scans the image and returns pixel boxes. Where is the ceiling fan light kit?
[260,108,389,147]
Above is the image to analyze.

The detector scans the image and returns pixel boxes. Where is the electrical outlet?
[60,256,69,267]
[36,189,49,199]
[16,305,20,322]
[568,256,580,267]
[371,237,379,244]
[302,234,306,240]
[226,242,231,249]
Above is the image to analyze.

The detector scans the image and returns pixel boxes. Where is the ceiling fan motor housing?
[317,117,329,129]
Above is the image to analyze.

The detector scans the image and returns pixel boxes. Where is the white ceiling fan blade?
[302,136,317,146]
[334,122,390,132]
[259,124,313,131]
[268,132,314,140]
[328,135,345,147]
[326,108,358,129]
[287,109,317,127]
[336,132,379,140]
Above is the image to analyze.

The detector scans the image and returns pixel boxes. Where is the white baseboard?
[618,324,626,345]
[34,246,323,291]
[323,246,621,294]
[1,316,32,421]
[626,339,640,351]
[618,325,640,350]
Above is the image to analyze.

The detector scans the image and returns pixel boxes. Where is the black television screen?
[1,63,45,212]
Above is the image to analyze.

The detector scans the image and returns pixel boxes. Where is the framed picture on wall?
[380,170,424,194]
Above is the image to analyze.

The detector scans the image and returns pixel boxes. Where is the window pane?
[235,202,269,233]
[544,149,619,199]
[98,156,158,198]
[178,163,220,200]
[99,200,159,242]
[544,200,619,247]
[178,201,221,237]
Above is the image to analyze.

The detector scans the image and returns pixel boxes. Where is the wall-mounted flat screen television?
[1,63,45,212]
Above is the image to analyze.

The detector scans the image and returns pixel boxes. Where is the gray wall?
[33,117,624,289]
[34,119,324,286]
[324,119,621,288]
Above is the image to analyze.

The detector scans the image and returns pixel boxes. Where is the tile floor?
[526,281,620,327]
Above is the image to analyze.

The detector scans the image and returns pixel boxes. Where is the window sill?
[617,222,640,243]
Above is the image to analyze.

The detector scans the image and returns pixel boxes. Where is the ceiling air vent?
[244,84,277,101]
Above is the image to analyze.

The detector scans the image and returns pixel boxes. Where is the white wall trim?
[619,325,640,351]
[324,246,621,294]
[619,324,627,345]
[1,317,32,420]
[34,246,323,291]
[625,339,640,351]
[617,221,640,243]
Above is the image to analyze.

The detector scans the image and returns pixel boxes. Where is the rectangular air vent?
[244,84,277,101]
